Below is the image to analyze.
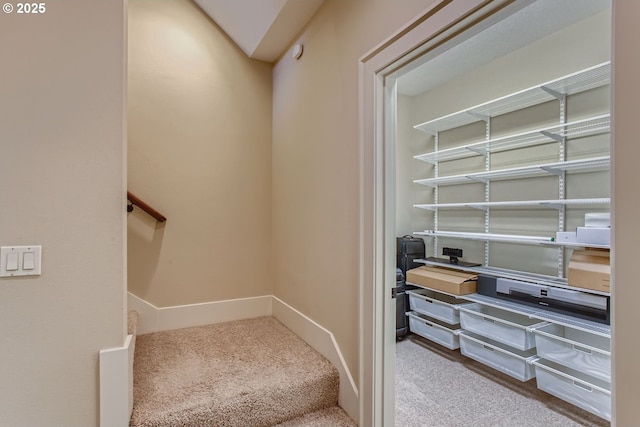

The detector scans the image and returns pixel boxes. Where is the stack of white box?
[556,213,610,246]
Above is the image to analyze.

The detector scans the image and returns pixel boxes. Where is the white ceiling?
[193,0,325,63]
[397,0,610,96]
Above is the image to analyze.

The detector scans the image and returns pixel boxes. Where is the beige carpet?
[275,406,356,427]
[131,316,345,427]
[396,334,610,427]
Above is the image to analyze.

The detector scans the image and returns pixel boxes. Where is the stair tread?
[273,406,357,427]
[130,316,339,427]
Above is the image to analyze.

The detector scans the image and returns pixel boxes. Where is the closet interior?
[395,0,612,422]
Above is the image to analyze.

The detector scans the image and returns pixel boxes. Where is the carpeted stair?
[130,316,356,427]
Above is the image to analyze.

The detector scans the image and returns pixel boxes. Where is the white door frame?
[358,1,530,425]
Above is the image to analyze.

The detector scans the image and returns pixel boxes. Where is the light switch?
[23,252,35,270]
[6,252,19,271]
[1,246,42,277]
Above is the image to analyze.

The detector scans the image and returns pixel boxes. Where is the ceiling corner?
[193,0,325,63]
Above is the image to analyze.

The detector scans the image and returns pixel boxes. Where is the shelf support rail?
[557,93,568,277]
[484,116,491,267]
[127,191,167,223]
[433,132,439,258]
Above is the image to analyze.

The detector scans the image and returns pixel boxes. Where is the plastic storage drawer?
[533,323,611,382]
[460,332,537,381]
[459,303,545,351]
[407,288,470,324]
[407,311,461,350]
[532,358,611,421]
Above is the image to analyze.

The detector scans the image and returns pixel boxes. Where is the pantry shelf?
[414,229,610,249]
[414,198,610,211]
[414,156,610,187]
[414,114,610,164]
[414,62,610,135]
[414,259,611,297]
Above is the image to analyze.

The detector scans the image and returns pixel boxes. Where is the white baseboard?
[100,334,134,427]
[126,292,359,423]
[272,296,359,424]
[127,292,159,335]
[127,292,272,333]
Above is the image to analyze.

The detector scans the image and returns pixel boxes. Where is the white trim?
[358,1,518,425]
[127,292,272,333]
[100,334,134,427]
[272,296,359,424]
[127,292,159,334]
[126,293,358,422]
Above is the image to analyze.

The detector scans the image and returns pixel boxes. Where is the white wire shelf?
[414,229,610,249]
[414,114,610,164]
[414,156,610,187]
[414,198,610,211]
[414,259,611,298]
[414,62,611,135]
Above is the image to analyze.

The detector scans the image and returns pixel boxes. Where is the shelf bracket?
[540,85,564,100]
[467,204,489,211]
[466,146,487,156]
[415,181,438,188]
[540,166,563,176]
[540,130,563,143]
[467,176,489,184]
[414,205,437,211]
[418,156,438,165]
[538,201,563,210]
[466,111,490,122]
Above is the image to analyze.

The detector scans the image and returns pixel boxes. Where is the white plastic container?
[407,288,470,325]
[532,358,611,421]
[576,226,610,246]
[407,311,461,350]
[532,323,611,382]
[460,332,537,381]
[585,213,610,228]
[459,303,545,351]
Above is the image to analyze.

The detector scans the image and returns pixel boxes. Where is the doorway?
[359,0,613,425]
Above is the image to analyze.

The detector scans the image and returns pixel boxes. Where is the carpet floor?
[396,333,610,427]
[131,316,347,427]
[275,406,356,427]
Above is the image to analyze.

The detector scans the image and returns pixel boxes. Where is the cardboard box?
[406,266,477,295]
[567,249,610,293]
[576,227,610,246]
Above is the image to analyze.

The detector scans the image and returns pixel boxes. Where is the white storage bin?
[460,332,537,381]
[407,288,470,325]
[407,311,461,350]
[532,359,611,421]
[459,303,545,351]
[533,323,611,382]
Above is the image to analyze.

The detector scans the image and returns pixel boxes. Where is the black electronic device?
[442,247,463,264]
[477,275,610,324]
[426,247,481,268]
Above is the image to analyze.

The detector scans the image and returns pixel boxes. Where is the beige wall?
[612,0,640,424]
[0,1,126,426]
[127,0,273,306]
[396,95,415,236]
[272,0,438,386]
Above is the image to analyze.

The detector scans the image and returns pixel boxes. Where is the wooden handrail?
[127,191,167,222]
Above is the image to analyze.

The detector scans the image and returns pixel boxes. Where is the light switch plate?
[1,246,42,277]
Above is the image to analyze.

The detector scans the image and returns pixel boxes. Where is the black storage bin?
[396,236,425,338]
[397,235,426,276]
